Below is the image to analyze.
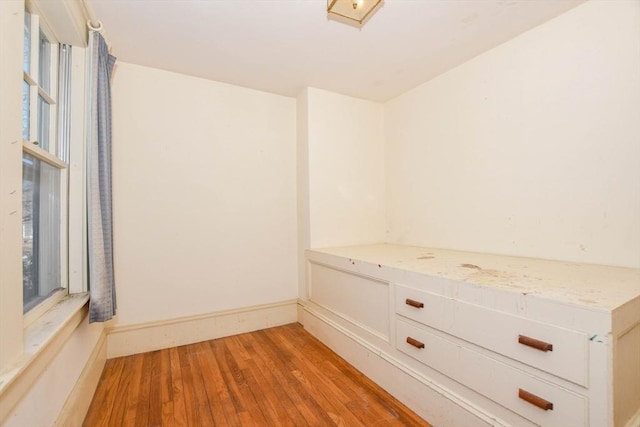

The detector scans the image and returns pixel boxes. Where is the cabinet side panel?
[615,323,640,426]
[309,262,390,340]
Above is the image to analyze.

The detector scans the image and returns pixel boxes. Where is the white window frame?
[0,1,90,408]
[22,5,69,325]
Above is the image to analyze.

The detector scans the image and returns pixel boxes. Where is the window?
[0,0,89,384]
[22,154,62,311]
[21,8,70,315]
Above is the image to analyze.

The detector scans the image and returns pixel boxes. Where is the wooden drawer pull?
[518,335,553,352]
[518,388,553,411]
[406,337,425,349]
[405,298,424,309]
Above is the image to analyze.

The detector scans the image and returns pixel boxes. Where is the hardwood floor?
[84,323,431,426]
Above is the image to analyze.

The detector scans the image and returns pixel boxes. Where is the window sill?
[0,293,89,421]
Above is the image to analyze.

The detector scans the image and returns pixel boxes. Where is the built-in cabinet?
[302,244,640,427]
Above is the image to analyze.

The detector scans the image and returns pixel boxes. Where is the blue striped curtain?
[87,31,117,323]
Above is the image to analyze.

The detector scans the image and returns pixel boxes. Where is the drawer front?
[395,284,588,386]
[397,320,587,427]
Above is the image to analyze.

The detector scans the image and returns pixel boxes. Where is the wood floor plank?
[225,335,290,425]
[158,349,175,427]
[253,329,345,426]
[264,326,375,425]
[186,344,216,426]
[235,332,308,426]
[134,352,154,427]
[219,339,271,425]
[281,324,426,425]
[238,332,323,426]
[168,347,188,427]
[191,341,228,426]
[122,354,145,427]
[211,339,248,417]
[106,355,139,427]
[146,351,162,427]
[203,340,243,426]
[83,357,125,427]
[84,323,431,427]
[177,344,201,427]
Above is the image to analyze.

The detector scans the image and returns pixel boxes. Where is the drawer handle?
[406,337,425,349]
[518,388,554,411]
[518,335,553,352]
[405,298,424,309]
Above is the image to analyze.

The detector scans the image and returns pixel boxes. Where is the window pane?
[24,11,31,74]
[38,31,51,93]
[23,154,61,312]
[22,80,30,140]
[58,45,72,162]
[37,95,50,150]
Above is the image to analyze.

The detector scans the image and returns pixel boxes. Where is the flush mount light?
[327,0,383,26]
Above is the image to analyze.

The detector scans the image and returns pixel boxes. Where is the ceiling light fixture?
[327,0,383,26]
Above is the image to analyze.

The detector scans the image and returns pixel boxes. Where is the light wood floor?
[83,323,431,426]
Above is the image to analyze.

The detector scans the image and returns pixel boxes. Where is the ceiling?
[88,0,584,102]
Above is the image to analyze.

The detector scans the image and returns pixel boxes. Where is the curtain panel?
[87,31,117,323]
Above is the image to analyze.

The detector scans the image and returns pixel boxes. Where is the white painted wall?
[306,88,386,248]
[385,0,640,268]
[111,63,298,326]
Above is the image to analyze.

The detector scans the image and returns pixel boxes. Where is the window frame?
[0,0,90,391]
[21,5,70,324]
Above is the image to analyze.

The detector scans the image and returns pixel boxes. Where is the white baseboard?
[55,331,107,427]
[106,300,298,358]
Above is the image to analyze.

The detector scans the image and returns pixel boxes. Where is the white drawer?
[395,284,589,386]
[397,319,588,427]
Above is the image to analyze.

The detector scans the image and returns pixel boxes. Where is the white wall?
[306,88,386,248]
[111,63,298,326]
[385,0,640,268]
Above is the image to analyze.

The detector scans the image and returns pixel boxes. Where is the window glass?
[38,31,50,93]
[37,95,50,150]
[58,44,72,163]
[22,80,30,140]
[23,11,31,74]
[22,154,62,312]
